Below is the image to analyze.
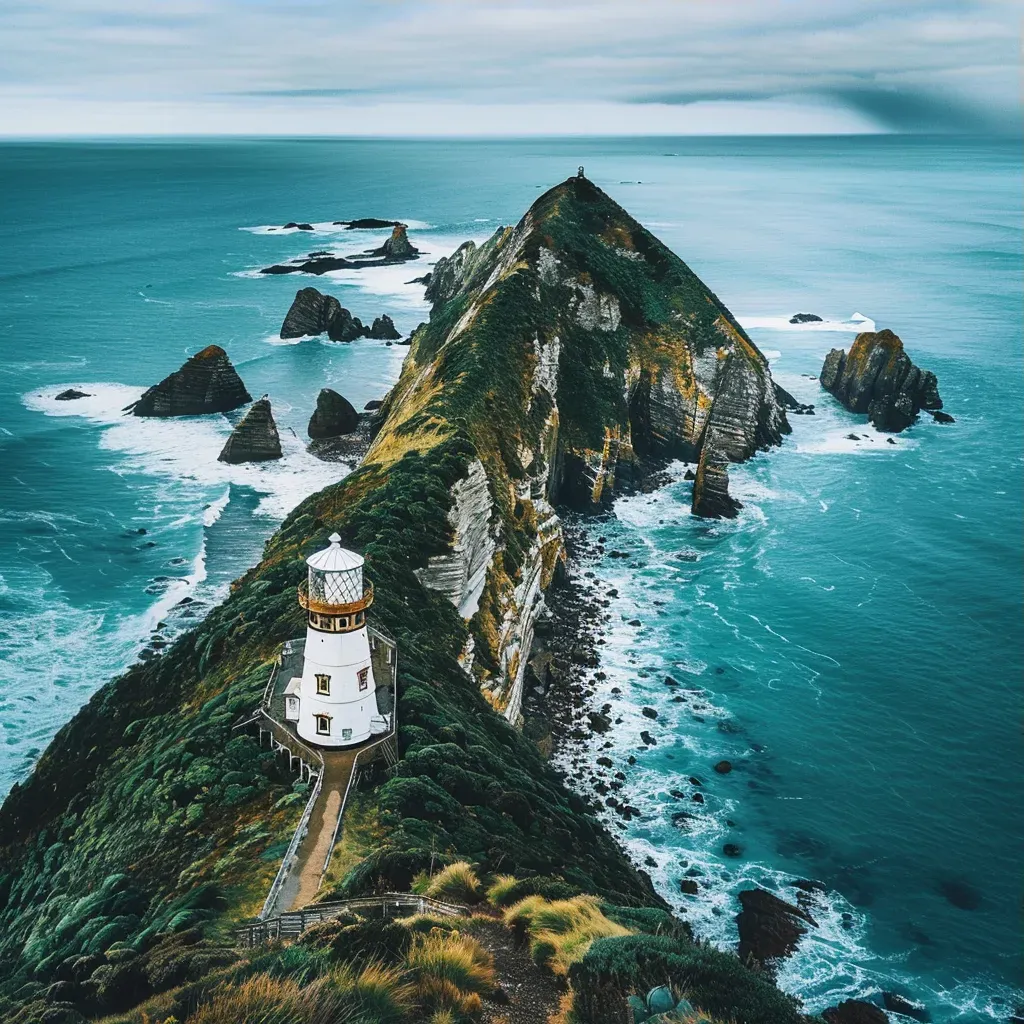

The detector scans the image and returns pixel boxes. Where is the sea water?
[0,137,1019,1019]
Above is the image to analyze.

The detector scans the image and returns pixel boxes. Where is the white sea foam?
[739,312,876,333]
[23,383,348,522]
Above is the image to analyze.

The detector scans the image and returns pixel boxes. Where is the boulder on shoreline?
[217,396,282,463]
[307,388,359,439]
[820,329,944,432]
[736,887,817,971]
[126,345,251,417]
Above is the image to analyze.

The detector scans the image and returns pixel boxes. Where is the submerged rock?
[55,389,90,401]
[127,345,251,417]
[820,329,944,432]
[822,1000,889,1024]
[307,388,359,439]
[736,887,817,970]
[882,993,930,1021]
[218,397,282,464]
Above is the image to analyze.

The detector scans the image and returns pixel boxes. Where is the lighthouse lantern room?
[291,533,378,747]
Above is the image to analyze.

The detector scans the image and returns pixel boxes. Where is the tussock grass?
[419,860,483,904]
[394,911,461,934]
[406,931,496,1013]
[503,895,632,975]
[485,874,520,907]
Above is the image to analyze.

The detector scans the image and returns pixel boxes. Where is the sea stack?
[374,224,419,261]
[218,397,283,463]
[128,345,251,417]
[693,447,741,519]
[820,330,945,432]
[367,314,401,340]
[280,287,366,342]
[307,388,359,439]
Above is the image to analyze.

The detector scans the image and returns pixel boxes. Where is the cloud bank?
[0,0,1018,136]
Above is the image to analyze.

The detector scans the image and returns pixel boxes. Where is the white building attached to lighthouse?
[284,533,387,747]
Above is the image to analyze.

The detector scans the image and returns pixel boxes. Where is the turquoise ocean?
[0,138,1020,1019]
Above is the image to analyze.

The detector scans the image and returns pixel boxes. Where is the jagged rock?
[789,313,822,323]
[822,1000,889,1024]
[217,397,282,463]
[280,287,369,342]
[930,410,955,424]
[367,314,401,340]
[307,388,359,439]
[373,224,420,261]
[736,887,817,970]
[55,389,90,401]
[821,330,944,432]
[679,879,699,895]
[692,446,741,519]
[127,345,251,417]
[424,241,478,305]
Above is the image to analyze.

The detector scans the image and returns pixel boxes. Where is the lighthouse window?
[316,674,331,695]
[337,616,348,629]
[315,715,331,735]
[358,668,369,692]
[342,728,352,741]
[355,612,364,625]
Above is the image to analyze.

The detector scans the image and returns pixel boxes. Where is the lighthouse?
[289,533,378,747]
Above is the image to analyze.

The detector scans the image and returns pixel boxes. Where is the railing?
[298,580,374,616]
[237,893,467,948]
[256,709,326,921]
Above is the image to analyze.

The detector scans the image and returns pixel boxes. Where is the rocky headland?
[125,345,251,417]
[0,177,845,1024]
[821,329,949,431]
[217,397,283,464]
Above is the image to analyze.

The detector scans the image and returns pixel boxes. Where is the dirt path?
[475,917,564,1024]
[279,750,358,912]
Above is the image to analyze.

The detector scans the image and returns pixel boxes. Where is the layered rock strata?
[217,397,283,463]
[127,345,251,417]
[821,329,944,432]
[370,173,786,714]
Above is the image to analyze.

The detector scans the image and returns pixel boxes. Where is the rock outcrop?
[55,389,90,401]
[370,173,786,713]
[367,314,401,340]
[790,313,822,324]
[373,224,419,261]
[127,345,251,417]
[693,447,741,519]
[820,330,944,432]
[217,397,283,463]
[280,287,366,342]
[736,887,817,971]
[333,218,401,230]
[822,1000,889,1024]
[307,388,359,439]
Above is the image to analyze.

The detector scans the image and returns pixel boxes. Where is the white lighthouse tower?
[289,533,378,748]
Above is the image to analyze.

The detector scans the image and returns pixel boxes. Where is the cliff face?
[127,345,251,417]
[821,329,943,432]
[370,174,786,712]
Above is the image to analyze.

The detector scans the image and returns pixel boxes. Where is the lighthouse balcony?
[298,579,373,616]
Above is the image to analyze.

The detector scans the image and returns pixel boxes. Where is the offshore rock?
[373,224,420,261]
[217,396,282,463]
[820,330,944,432]
[280,287,367,342]
[693,446,741,519]
[789,313,822,324]
[55,389,90,401]
[368,314,401,340]
[307,388,359,439]
[736,887,817,971]
[334,218,402,229]
[127,345,251,417]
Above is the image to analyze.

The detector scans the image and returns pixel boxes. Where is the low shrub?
[487,875,581,909]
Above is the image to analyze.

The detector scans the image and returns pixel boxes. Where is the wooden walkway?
[276,750,358,912]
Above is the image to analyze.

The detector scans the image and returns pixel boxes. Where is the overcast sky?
[1,0,1019,136]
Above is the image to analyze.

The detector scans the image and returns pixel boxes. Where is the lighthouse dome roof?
[306,533,364,572]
